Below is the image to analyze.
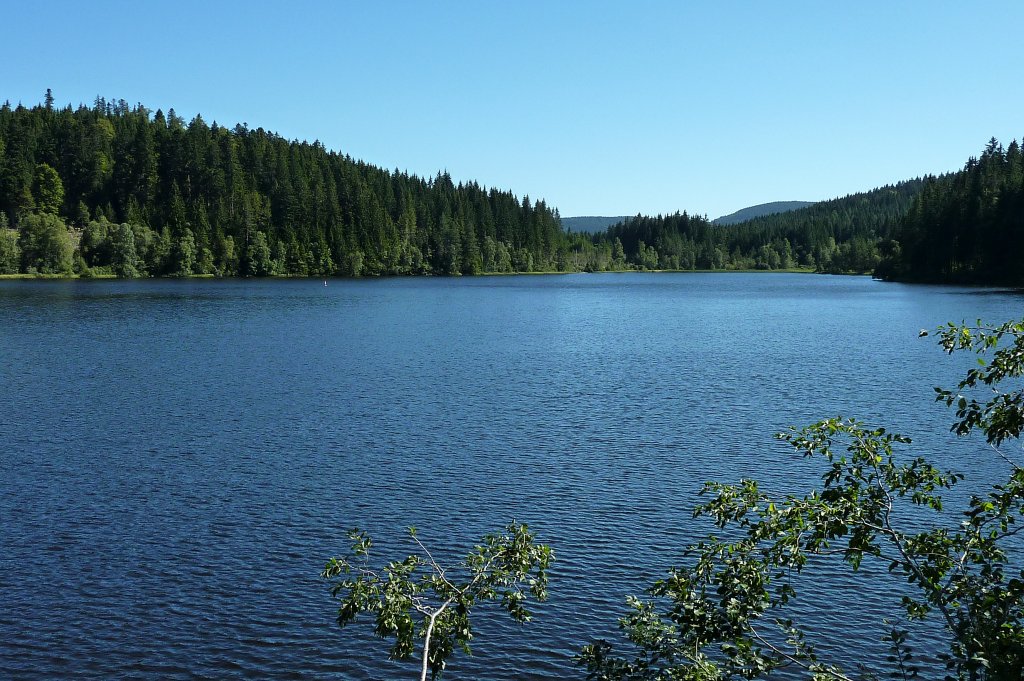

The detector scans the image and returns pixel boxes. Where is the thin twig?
[747,625,856,681]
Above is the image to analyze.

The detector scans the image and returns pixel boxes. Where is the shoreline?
[0,267,838,282]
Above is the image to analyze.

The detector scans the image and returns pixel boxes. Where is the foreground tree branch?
[580,320,1024,680]
[322,522,552,680]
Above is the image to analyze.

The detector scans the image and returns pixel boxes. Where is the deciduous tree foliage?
[31,163,63,215]
[0,213,19,273]
[579,320,1024,680]
[110,222,142,278]
[322,522,552,680]
[17,212,72,274]
[326,321,1024,679]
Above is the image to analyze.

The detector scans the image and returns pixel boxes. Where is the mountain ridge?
[560,216,630,233]
[713,201,813,225]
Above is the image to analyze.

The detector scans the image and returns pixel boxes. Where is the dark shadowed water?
[1,273,1021,679]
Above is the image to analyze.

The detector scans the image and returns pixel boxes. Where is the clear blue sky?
[3,1,1023,219]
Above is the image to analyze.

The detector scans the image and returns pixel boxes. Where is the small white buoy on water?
[324,280,327,287]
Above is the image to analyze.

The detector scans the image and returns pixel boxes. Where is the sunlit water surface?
[1,273,1021,679]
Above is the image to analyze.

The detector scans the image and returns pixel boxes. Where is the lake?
[1,273,1020,679]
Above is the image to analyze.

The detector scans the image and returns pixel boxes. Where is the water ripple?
[0,274,1018,679]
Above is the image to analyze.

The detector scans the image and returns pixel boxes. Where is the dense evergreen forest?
[877,137,1024,285]
[598,178,926,273]
[1,92,1014,282]
[0,92,576,277]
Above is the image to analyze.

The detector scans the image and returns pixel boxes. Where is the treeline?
[0,92,572,277]
[10,91,1004,282]
[877,137,1024,285]
[592,178,926,273]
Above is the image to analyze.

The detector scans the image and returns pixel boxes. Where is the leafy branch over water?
[322,522,552,680]
[326,320,1024,679]
[580,320,1024,680]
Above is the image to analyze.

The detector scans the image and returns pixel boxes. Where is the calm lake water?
[1,273,1021,679]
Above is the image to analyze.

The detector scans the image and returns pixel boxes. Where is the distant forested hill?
[727,180,926,243]
[4,91,997,282]
[713,201,812,225]
[0,93,573,277]
[877,137,1024,285]
[593,179,926,272]
[561,216,630,233]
